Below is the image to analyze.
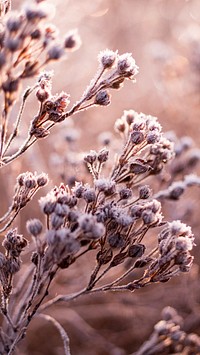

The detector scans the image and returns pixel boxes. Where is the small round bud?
[146,131,161,144]
[119,188,132,200]
[114,119,126,133]
[97,148,109,163]
[108,233,125,248]
[36,88,50,102]
[73,183,85,198]
[47,44,64,61]
[31,28,42,39]
[6,16,22,32]
[82,188,96,203]
[95,90,111,106]
[26,219,43,237]
[130,205,143,219]
[142,210,156,225]
[169,182,185,200]
[138,185,151,199]
[117,53,139,77]
[98,49,117,69]
[37,173,49,186]
[129,162,149,175]
[25,178,37,189]
[5,38,22,52]
[130,131,144,145]
[64,30,81,51]
[84,150,97,164]
[51,214,64,229]
[128,244,145,258]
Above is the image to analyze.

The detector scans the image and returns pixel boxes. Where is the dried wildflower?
[117,53,139,77]
[64,29,81,51]
[98,49,117,69]
[26,219,43,237]
[94,90,111,106]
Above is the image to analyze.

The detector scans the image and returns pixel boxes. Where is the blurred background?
[3,0,200,354]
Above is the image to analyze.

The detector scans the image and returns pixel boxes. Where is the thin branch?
[37,314,71,355]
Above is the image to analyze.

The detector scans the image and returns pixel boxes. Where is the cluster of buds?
[0,0,81,165]
[136,307,200,355]
[0,229,28,300]
[140,220,194,285]
[0,171,48,232]
[113,110,175,184]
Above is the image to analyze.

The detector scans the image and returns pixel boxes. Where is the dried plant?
[134,307,200,355]
[0,1,199,354]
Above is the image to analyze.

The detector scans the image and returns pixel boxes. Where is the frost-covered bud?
[146,131,161,144]
[46,230,56,245]
[64,30,81,51]
[154,320,170,336]
[115,212,133,227]
[82,188,96,203]
[47,44,64,60]
[54,203,69,217]
[68,210,79,222]
[39,194,56,215]
[149,199,161,213]
[108,233,125,248]
[175,237,193,251]
[5,38,22,52]
[6,16,22,32]
[73,182,85,198]
[114,118,126,133]
[95,179,116,196]
[51,214,64,229]
[129,162,149,174]
[168,181,185,200]
[130,204,143,219]
[124,110,136,125]
[130,131,144,145]
[95,90,111,106]
[78,214,105,239]
[37,173,49,186]
[138,185,151,199]
[142,210,157,225]
[84,150,97,164]
[98,49,117,69]
[97,148,109,163]
[26,219,43,237]
[36,88,50,102]
[117,53,139,77]
[31,28,42,39]
[25,6,48,22]
[25,177,37,189]
[128,244,145,258]
[119,188,132,200]
[161,307,180,322]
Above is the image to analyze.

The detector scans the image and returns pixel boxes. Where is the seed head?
[117,53,139,77]
[95,90,111,106]
[64,29,81,51]
[98,49,117,69]
[26,219,43,237]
